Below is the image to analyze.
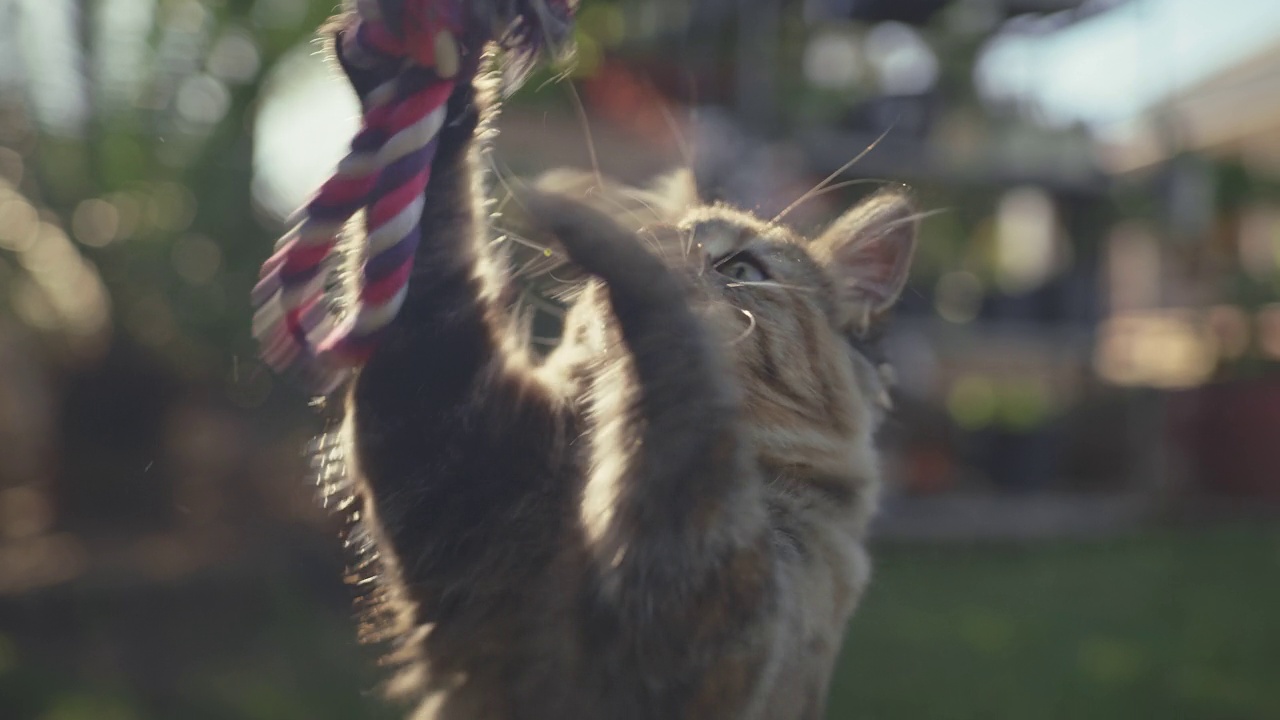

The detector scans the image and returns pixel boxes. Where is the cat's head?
[529,169,918,473]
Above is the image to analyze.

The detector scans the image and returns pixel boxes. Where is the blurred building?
[1,0,1279,598]
[1,1,1279,717]
[494,0,1280,536]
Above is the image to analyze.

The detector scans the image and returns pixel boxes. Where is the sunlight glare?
[253,45,361,222]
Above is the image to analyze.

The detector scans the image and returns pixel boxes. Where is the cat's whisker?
[492,226,556,254]
[617,187,662,219]
[499,245,573,283]
[488,157,533,215]
[768,178,893,216]
[771,123,897,225]
[620,196,680,263]
[516,290,566,319]
[586,181,660,233]
[582,186,668,259]
[726,280,818,294]
[520,289,566,317]
[487,160,513,210]
[546,268,581,285]
[508,244,565,277]
[534,65,569,93]
[844,208,950,249]
[880,207,950,231]
[639,227,673,263]
[687,223,701,272]
[565,81,605,190]
[729,308,757,345]
[495,191,514,216]
[583,187,673,260]
[640,74,694,171]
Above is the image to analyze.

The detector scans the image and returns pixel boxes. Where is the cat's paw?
[513,187,691,307]
[513,189,638,274]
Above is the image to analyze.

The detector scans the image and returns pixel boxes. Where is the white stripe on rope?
[281,271,329,309]
[375,104,448,167]
[351,284,410,334]
[251,297,285,338]
[368,193,426,255]
[337,153,382,178]
[297,220,348,245]
[272,226,300,252]
[302,302,337,347]
[365,80,399,110]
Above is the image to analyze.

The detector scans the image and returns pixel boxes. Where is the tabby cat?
[319,41,919,720]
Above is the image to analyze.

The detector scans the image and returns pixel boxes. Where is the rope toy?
[251,0,574,393]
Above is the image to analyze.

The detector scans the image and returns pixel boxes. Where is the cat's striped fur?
[328,53,918,720]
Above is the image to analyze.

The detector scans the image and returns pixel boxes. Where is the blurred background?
[1,0,1279,718]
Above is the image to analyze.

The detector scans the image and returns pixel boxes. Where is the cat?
[315,39,919,720]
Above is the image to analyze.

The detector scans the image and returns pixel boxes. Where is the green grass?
[827,524,1280,720]
[3,524,1278,719]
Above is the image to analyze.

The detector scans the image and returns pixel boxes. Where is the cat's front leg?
[521,191,777,677]
[346,77,573,632]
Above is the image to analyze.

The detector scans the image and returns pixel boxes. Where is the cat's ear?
[813,190,918,332]
[647,168,699,217]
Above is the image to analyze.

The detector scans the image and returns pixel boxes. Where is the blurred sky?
[13,0,1280,216]
[251,0,1280,215]
[981,0,1280,131]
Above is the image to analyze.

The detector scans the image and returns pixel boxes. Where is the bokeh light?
[1,1,1279,718]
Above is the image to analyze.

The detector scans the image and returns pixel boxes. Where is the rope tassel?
[251,0,574,393]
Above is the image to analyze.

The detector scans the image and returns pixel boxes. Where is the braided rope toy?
[251,0,574,393]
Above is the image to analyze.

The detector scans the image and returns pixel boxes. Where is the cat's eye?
[716,252,770,283]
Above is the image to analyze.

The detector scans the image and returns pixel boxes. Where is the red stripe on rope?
[259,247,289,277]
[284,292,324,337]
[362,22,405,57]
[252,0,576,390]
[385,81,454,136]
[321,174,380,205]
[362,258,415,305]
[329,340,375,364]
[369,168,431,227]
[282,240,338,275]
[262,336,299,371]
[364,99,397,129]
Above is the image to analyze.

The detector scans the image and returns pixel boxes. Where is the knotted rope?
[251,0,574,393]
